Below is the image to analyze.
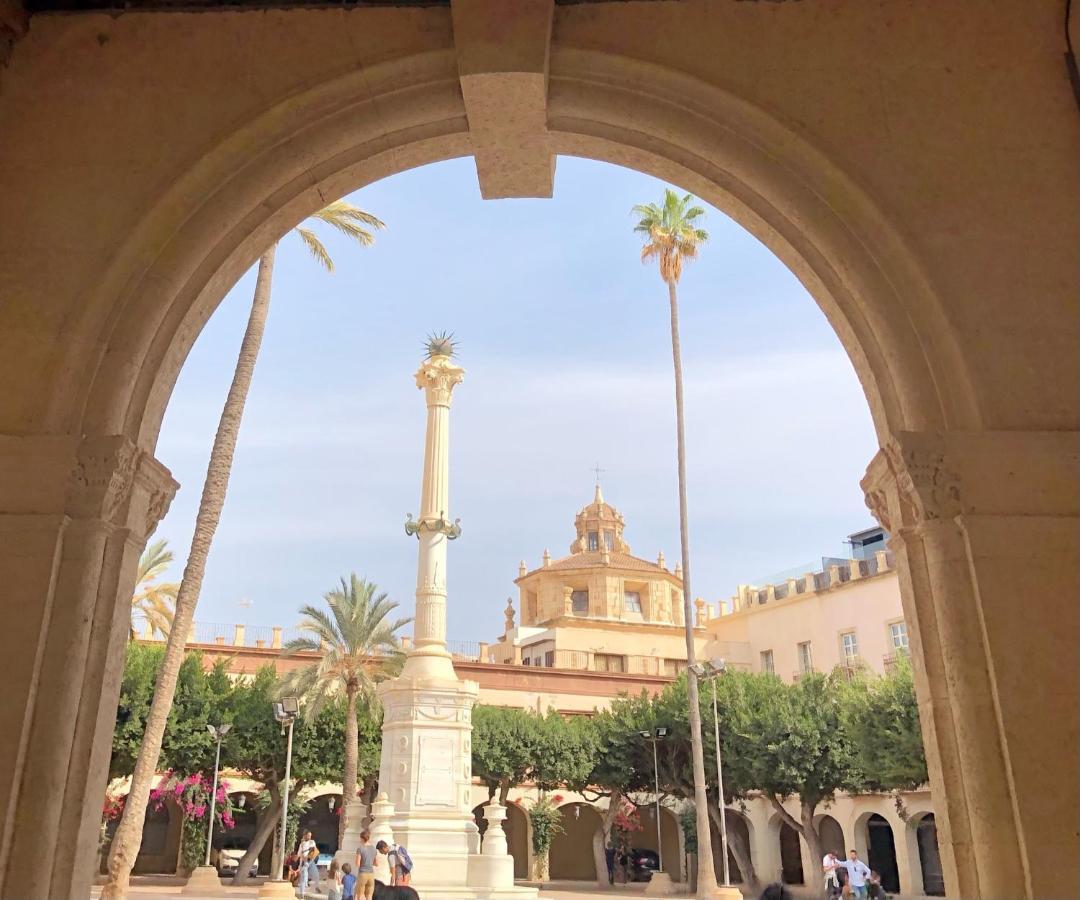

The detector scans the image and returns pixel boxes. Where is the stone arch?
[218,790,270,876]
[767,812,804,886]
[855,811,900,894]
[0,9,1073,900]
[634,805,683,882]
[710,808,755,886]
[549,802,603,881]
[906,811,945,897]
[299,793,343,856]
[815,813,846,857]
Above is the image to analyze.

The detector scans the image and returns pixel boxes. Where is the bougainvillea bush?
[149,772,235,873]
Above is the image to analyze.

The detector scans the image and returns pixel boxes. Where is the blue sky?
[153,156,878,643]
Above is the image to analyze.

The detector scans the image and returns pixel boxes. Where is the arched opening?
[778,821,804,885]
[914,813,945,896]
[104,796,181,875]
[549,802,603,881]
[298,793,342,857]
[634,805,682,882]
[816,814,845,857]
[859,813,899,894]
[2,11,1069,900]
[216,791,271,876]
[710,809,753,885]
[472,801,530,881]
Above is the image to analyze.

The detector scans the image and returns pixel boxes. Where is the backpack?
[395,845,414,873]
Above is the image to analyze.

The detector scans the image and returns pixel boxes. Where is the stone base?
[256,879,299,899]
[467,853,515,889]
[705,886,744,900]
[396,887,538,899]
[644,871,677,896]
[180,866,225,895]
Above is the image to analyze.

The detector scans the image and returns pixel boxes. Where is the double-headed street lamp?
[637,726,669,875]
[688,657,731,887]
[204,723,233,868]
[257,697,300,898]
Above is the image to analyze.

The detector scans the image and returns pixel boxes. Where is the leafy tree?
[530,710,596,794]
[279,573,408,841]
[103,201,384,899]
[738,670,861,869]
[472,705,539,804]
[841,653,928,793]
[632,187,716,893]
[130,538,178,639]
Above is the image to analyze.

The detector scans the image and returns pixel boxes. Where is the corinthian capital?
[861,432,963,532]
[415,355,465,406]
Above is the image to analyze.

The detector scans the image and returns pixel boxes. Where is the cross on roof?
[592,462,606,485]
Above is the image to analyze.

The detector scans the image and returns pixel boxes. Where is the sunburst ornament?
[424,331,459,359]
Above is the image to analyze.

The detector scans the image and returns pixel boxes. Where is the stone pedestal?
[181,865,225,895]
[333,798,368,867]
[256,879,297,899]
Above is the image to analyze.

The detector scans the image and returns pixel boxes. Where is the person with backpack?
[377,840,413,886]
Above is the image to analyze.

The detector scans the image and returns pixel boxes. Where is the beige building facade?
[0,2,1076,898]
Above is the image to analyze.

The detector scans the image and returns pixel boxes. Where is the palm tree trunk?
[102,245,278,899]
[666,278,718,895]
[341,687,359,845]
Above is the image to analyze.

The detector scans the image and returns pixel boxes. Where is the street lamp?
[637,726,669,875]
[259,696,299,897]
[688,657,731,887]
[204,723,233,868]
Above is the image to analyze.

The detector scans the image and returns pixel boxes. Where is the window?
[840,631,859,661]
[797,641,813,674]
[593,653,625,673]
[544,650,555,667]
[571,590,589,615]
[760,650,775,674]
[624,591,642,613]
[664,658,686,677]
[587,531,599,551]
[604,530,615,551]
[889,621,909,651]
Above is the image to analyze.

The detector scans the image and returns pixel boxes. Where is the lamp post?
[689,657,731,887]
[638,726,669,874]
[204,723,232,867]
[257,697,299,899]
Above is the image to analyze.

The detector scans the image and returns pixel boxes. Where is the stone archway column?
[862,430,1080,900]
[0,434,177,900]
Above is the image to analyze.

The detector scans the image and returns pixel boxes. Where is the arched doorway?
[634,805,682,882]
[549,803,602,881]
[710,809,753,885]
[816,814,845,857]
[0,9,1072,900]
[915,813,945,896]
[217,791,271,876]
[861,813,899,894]
[778,822,804,885]
[299,794,342,857]
[472,802,530,881]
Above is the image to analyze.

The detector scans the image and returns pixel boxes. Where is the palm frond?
[296,227,334,271]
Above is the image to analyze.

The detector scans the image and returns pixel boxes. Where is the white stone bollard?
[333,798,369,868]
[466,802,515,889]
[482,802,509,856]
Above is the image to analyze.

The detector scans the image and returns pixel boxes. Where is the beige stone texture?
[0,2,1076,898]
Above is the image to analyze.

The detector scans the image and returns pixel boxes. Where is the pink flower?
[192,803,207,819]
[174,782,185,796]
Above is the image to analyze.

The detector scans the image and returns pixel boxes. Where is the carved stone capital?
[862,432,963,532]
[67,436,178,538]
[415,355,465,406]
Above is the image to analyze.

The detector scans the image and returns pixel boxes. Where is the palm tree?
[130,538,179,639]
[280,574,411,834]
[632,188,718,894]
[103,201,385,899]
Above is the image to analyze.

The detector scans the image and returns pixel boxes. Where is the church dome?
[571,484,630,554]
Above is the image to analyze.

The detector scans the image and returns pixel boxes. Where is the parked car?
[628,848,660,882]
[317,843,334,873]
[216,843,259,877]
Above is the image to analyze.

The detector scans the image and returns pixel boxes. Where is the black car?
[628,848,661,882]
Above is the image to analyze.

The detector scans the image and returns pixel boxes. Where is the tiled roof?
[538,550,670,575]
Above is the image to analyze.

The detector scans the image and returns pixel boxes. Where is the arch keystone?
[451,0,555,198]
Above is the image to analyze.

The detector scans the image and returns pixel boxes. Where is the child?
[326,859,343,900]
[341,862,356,900]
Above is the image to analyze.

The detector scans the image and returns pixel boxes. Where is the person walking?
[823,850,842,898]
[838,850,872,900]
[354,830,378,900]
[297,846,320,898]
[340,862,356,900]
[325,859,343,900]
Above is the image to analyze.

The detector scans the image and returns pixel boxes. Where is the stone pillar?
[862,430,1080,900]
[233,623,246,646]
[467,802,515,889]
[0,434,176,900]
[271,625,282,648]
[334,798,369,869]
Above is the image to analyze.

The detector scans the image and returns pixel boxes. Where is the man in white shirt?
[838,850,872,899]
[822,850,842,897]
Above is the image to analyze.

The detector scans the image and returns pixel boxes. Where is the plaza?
[1,2,1078,899]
